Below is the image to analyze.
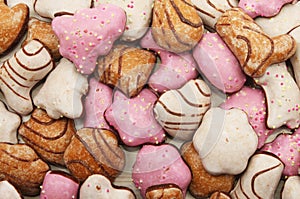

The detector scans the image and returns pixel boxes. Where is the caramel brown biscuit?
[181,142,235,198]
[0,2,29,56]
[146,184,184,199]
[96,44,156,98]
[63,128,125,182]
[23,17,60,60]
[152,0,204,53]
[210,192,232,199]
[0,143,50,196]
[215,7,296,77]
[18,108,76,166]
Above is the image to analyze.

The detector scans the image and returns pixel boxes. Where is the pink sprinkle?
[266,72,270,75]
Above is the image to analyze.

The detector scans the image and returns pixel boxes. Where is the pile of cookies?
[0,0,299,198]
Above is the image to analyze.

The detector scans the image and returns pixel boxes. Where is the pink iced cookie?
[105,89,166,146]
[52,4,126,74]
[132,144,192,198]
[193,33,246,93]
[261,128,300,176]
[84,78,112,129]
[239,0,294,18]
[141,30,198,93]
[220,86,273,148]
[40,171,79,199]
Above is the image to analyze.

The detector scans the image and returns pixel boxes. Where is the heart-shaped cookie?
[0,2,29,55]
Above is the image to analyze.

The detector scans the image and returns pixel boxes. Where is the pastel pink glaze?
[239,0,294,18]
[193,33,246,93]
[261,129,300,176]
[132,144,192,198]
[40,171,79,199]
[220,86,273,148]
[84,78,112,129]
[104,89,166,146]
[141,30,198,93]
[52,4,126,74]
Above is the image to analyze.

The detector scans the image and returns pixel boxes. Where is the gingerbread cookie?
[0,143,49,196]
[281,176,300,199]
[154,79,211,140]
[193,108,258,175]
[193,32,246,93]
[40,171,79,199]
[0,181,22,199]
[34,0,92,19]
[239,0,294,18]
[18,108,76,166]
[152,0,203,53]
[181,142,235,198]
[80,174,136,199]
[23,17,60,60]
[0,39,54,115]
[0,101,20,143]
[94,0,153,41]
[215,7,296,77]
[230,152,284,199]
[220,86,273,148]
[210,192,231,199]
[132,144,191,198]
[105,89,166,146]
[33,58,88,119]
[63,128,125,182]
[83,78,112,129]
[96,44,156,98]
[140,30,199,93]
[146,184,183,199]
[255,62,300,129]
[0,2,29,55]
[52,4,126,74]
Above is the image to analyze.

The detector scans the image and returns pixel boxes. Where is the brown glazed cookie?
[215,7,296,77]
[63,128,125,182]
[151,0,203,53]
[96,44,156,98]
[0,2,29,55]
[146,184,183,199]
[0,143,50,196]
[181,142,235,198]
[23,17,60,60]
[18,108,76,166]
[210,192,232,199]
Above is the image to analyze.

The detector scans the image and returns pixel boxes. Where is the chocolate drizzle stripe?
[14,53,52,72]
[251,163,282,199]
[0,76,29,100]
[3,63,29,88]
[21,136,65,154]
[161,120,200,125]
[183,0,215,18]
[7,60,27,81]
[176,90,205,108]
[240,178,250,199]
[163,125,195,131]
[22,122,68,140]
[227,0,235,8]
[0,149,39,162]
[207,0,225,13]
[22,43,44,56]
[169,0,203,27]
[194,81,211,97]
[31,114,57,125]
[236,35,251,69]
[157,100,185,116]
[65,159,94,175]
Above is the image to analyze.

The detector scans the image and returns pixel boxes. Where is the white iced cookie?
[191,0,238,29]
[231,153,284,199]
[154,79,211,140]
[94,0,153,41]
[0,40,54,115]
[33,58,88,119]
[79,174,135,199]
[255,2,300,36]
[0,101,20,143]
[34,0,92,19]
[0,181,22,199]
[255,62,300,129]
[282,176,300,199]
[6,0,41,18]
[289,27,300,87]
[193,107,258,175]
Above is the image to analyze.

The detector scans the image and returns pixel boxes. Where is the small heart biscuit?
[0,2,29,55]
[215,7,296,77]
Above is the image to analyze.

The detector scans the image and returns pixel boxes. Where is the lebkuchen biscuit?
[215,7,296,77]
[145,184,184,199]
